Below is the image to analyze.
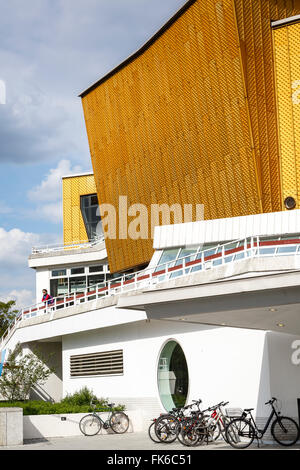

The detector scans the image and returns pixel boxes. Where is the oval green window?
[157,340,189,411]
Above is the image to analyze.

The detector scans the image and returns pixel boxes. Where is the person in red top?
[42,289,54,306]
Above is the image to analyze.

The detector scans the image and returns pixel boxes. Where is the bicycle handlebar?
[265,397,277,405]
[207,400,229,411]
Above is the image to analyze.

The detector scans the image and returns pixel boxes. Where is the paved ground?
[2,432,300,451]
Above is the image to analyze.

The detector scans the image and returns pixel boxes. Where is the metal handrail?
[2,235,300,348]
[31,236,105,254]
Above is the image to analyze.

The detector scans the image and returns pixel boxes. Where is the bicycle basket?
[225,408,243,418]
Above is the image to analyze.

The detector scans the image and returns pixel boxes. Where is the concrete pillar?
[0,408,23,446]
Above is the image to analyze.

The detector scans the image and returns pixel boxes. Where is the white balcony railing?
[31,236,105,254]
[2,235,300,348]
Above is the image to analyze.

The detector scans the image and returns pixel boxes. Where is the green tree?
[0,300,19,337]
[0,342,55,401]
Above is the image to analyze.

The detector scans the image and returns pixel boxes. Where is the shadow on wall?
[256,334,271,418]
[27,341,63,403]
[256,331,300,420]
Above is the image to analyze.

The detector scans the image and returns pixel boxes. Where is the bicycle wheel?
[177,418,203,447]
[207,420,221,441]
[155,415,179,443]
[225,418,255,449]
[110,411,129,433]
[79,414,102,436]
[148,421,161,443]
[271,417,300,446]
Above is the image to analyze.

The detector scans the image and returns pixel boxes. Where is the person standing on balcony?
[42,289,54,306]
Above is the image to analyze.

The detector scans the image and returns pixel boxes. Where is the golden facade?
[80,0,300,273]
[273,21,300,210]
[62,174,97,245]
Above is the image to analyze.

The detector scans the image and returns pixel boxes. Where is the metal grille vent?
[70,349,123,377]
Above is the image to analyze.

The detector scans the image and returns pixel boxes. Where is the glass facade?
[157,340,189,411]
[49,264,110,297]
[80,193,103,240]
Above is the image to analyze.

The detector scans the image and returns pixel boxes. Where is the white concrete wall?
[23,411,140,440]
[62,320,277,422]
[153,209,300,249]
[267,331,300,418]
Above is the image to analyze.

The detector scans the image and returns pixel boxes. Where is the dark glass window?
[71,267,85,275]
[80,193,102,240]
[88,274,105,288]
[51,269,67,277]
[89,265,104,273]
[50,278,69,297]
[69,276,86,294]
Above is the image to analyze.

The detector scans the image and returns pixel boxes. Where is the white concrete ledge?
[23,410,142,440]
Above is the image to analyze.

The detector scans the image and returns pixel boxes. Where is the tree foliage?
[0,342,55,401]
[0,300,19,337]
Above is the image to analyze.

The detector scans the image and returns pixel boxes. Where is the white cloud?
[0,228,40,265]
[2,289,35,309]
[0,227,59,307]
[28,159,81,202]
[27,159,82,223]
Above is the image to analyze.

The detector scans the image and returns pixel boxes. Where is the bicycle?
[79,400,130,436]
[225,397,300,449]
[205,401,231,442]
[176,401,229,447]
[153,400,202,443]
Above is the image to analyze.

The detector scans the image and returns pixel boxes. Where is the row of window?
[50,272,122,297]
[52,264,107,277]
[156,234,300,271]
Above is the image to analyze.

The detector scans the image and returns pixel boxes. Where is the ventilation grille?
[70,349,123,377]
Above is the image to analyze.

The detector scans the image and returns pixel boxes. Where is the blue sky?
[0,0,186,306]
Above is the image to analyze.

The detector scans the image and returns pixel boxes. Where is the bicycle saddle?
[244,408,254,412]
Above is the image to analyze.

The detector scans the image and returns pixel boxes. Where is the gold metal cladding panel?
[234,0,300,214]
[82,0,264,273]
[273,23,300,208]
[62,175,97,245]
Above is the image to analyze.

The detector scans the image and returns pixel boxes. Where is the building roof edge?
[78,0,196,98]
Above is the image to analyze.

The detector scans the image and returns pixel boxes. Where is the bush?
[61,386,100,406]
[0,387,125,415]
[0,400,124,415]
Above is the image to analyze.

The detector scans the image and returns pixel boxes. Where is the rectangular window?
[51,269,67,277]
[69,276,86,293]
[50,278,69,297]
[70,350,123,377]
[80,193,102,241]
[88,274,105,288]
[71,267,85,275]
[89,265,104,273]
